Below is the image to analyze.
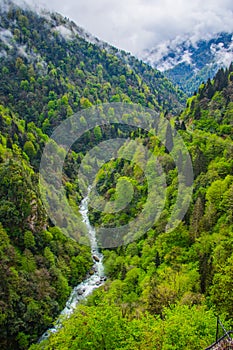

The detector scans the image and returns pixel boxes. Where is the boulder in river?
[77,288,85,295]
[93,255,100,262]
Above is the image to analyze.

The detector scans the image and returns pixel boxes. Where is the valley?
[0,1,232,349]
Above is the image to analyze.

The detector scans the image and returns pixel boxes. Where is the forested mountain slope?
[0,1,232,350]
[31,68,233,349]
[0,105,93,350]
[0,1,186,349]
[0,0,185,132]
[181,63,233,138]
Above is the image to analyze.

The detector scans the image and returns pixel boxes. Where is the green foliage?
[0,106,92,349]
[23,140,36,159]
[30,304,216,350]
[0,2,185,133]
[0,3,233,350]
[80,71,232,349]
[181,64,233,138]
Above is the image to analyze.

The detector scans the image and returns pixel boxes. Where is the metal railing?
[205,317,233,350]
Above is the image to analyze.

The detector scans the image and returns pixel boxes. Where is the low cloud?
[211,39,233,67]
[21,0,233,54]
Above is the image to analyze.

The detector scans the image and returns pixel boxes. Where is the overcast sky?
[25,0,233,54]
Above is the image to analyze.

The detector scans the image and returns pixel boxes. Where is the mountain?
[0,1,232,350]
[141,32,233,95]
[0,1,186,348]
[30,66,233,350]
[0,0,186,123]
[0,99,93,350]
[181,62,233,138]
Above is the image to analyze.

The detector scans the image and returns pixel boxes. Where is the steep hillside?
[141,32,233,95]
[30,66,233,349]
[0,105,93,350]
[0,1,232,350]
[0,1,186,349]
[0,0,185,130]
[181,63,233,138]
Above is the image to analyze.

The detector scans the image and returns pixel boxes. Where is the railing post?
[218,318,232,341]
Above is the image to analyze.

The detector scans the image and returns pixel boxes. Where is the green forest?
[0,1,233,349]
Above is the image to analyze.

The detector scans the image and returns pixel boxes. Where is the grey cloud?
[24,0,233,54]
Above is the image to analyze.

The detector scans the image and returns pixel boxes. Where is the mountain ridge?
[141,32,233,95]
[0,1,232,350]
[0,3,186,348]
[0,0,186,122]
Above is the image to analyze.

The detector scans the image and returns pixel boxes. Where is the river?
[39,194,106,342]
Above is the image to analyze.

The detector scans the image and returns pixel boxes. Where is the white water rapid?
[39,194,106,342]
